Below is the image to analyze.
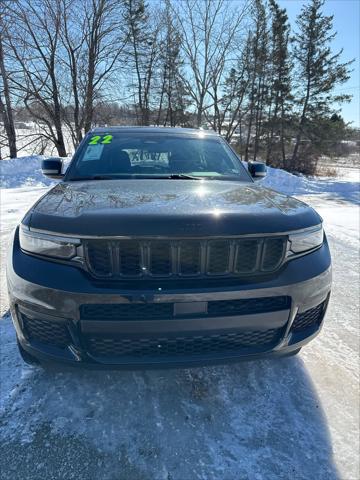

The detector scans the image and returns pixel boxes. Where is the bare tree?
[122,0,161,125]
[171,0,247,128]
[8,0,67,156]
[0,25,17,158]
[60,0,127,147]
[82,0,127,132]
[205,32,252,142]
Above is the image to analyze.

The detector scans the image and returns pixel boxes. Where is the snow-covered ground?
[0,156,359,479]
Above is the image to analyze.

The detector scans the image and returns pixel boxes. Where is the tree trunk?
[245,67,257,162]
[291,77,311,167]
[266,90,278,162]
[83,50,95,132]
[253,77,266,161]
[196,95,204,127]
[280,103,286,166]
[0,34,17,158]
[55,122,67,157]
[291,124,302,167]
[51,79,66,156]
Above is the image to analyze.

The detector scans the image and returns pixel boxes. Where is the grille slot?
[179,241,201,275]
[261,238,286,271]
[291,302,325,332]
[149,241,172,275]
[119,241,142,275]
[235,239,259,273]
[87,241,112,276]
[86,329,282,358]
[207,240,230,274]
[84,237,287,279]
[80,296,290,321]
[81,303,173,321]
[208,296,290,317]
[22,315,70,348]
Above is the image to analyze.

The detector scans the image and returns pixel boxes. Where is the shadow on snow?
[0,313,339,480]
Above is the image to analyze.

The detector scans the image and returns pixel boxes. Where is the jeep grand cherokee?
[7,127,331,368]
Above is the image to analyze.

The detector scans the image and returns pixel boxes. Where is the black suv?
[7,127,331,368]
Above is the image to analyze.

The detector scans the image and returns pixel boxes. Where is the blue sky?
[278,0,360,127]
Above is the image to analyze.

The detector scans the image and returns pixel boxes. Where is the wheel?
[17,338,40,366]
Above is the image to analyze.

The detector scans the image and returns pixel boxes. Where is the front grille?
[84,237,287,279]
[86,329,282,358]
[80,296,290,321]
[291,302,326,332]
[22,315,70,348]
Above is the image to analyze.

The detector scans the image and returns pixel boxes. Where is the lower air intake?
[86,329,282,358]
[291,302,326,332]
[22,315,70,348]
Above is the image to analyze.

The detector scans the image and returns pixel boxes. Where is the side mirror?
[248,161,266,180]
[41,158,64,179]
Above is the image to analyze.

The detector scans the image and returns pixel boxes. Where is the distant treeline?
[0,0,357,173]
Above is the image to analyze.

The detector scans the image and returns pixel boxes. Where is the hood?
[26,179,321,236]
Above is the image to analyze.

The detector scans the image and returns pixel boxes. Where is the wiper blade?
[165,174,202,180]
[68,175,129,181]
[68,173,203,181]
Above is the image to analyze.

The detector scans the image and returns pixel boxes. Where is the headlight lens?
[289,225,324,254]
[19,227,80,259]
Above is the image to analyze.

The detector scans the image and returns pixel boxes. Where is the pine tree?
[123,0,160,125]
[291,0,353,168]
[244,0,268,162]
[157,0,189,127]
[266,0,292,166]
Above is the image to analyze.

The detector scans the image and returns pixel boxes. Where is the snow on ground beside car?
[262,164,360,203]
[0,155,71,188]
[0,156,359,479]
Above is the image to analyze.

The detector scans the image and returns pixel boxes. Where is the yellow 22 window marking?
[88,135,113,145]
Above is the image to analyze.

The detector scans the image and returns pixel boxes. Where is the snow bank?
[0,155,69,189]
[263,164,359,203]
[1,155,359,203]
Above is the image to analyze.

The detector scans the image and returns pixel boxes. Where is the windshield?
[66,132,251,182]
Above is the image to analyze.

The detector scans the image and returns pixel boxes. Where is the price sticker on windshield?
[88,134,113,145]
[83,144,104,161]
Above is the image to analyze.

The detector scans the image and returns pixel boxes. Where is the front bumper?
[7,228,332,368]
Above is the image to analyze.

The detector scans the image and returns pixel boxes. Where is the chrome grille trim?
[84,237,288,279]
[28,223,323,239]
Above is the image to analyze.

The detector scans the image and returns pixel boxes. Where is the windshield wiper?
[164,174,202,180]
[68,175,130,181]
[68,173,203,181]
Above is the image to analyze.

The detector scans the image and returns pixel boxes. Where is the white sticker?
[83,144,104,161]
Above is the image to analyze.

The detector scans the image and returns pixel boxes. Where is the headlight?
[289,224,324,254]
[19,227,80,259]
